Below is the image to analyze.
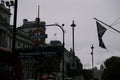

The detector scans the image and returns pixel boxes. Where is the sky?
[6,0,120,69]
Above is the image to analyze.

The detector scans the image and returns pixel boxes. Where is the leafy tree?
[101,56,120,80]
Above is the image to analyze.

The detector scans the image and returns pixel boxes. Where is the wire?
[111,17,120,26]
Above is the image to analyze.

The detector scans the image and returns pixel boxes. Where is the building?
[0,3,32,50]
[17,18,82,80]
[92,65,104,80]
[0,2,82,80]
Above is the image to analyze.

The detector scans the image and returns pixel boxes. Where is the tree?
[101,56,120,80]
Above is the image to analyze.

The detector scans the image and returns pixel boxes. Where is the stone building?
[0,3,32,50]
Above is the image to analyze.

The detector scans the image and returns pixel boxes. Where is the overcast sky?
[7,0,120,69]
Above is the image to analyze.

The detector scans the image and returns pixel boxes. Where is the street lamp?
[91,44,94,78]
[46,23,65,80]
[46,24,65,46]
[71,20,76,59]
[70,20,76,79]
[6,0,18,52]
[6,0,14,9]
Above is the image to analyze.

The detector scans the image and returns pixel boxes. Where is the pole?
[56,24,65,80]
[46,24,65,80]
[91,44,94,78]
[72,26,75,57]
[70,20,76,80]
[94,17,120,33]
[12,0,18,80]
[71,20,76,59]
[12,0,18,51]
[62,26,65,80]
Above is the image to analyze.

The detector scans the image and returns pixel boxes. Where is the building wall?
[0,4,33,50]
[0,4,11,24]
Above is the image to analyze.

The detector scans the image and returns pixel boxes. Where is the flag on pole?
[96,21,107,49]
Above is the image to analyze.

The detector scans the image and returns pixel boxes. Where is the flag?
[54,33,57,37]
[96,21,107,49]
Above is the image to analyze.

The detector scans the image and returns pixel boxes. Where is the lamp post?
[46,24,65,80]
[70,20,76,80]
[6,0,18,52]
[91,44,94,78]
[71,20,76,59]
[12,0,18,52]
[1,0,4,5]
[6,0,15,10]
[6,0,18,80]
[46,23,65,49]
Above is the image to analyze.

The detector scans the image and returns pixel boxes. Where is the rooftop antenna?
[37,5,40,26]
[36,5,40,25]
[38,5,40,18]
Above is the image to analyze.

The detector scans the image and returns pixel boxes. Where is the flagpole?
[94,18,120,33]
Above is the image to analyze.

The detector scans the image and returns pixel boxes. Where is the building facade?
[0,3,32,50]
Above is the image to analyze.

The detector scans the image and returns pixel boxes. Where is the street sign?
[31,34,47,39]
[19,51,59,58]
[16,46,63,58]
[31,29,47,45]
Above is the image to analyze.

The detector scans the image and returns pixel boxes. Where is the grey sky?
[8,0,120,68]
